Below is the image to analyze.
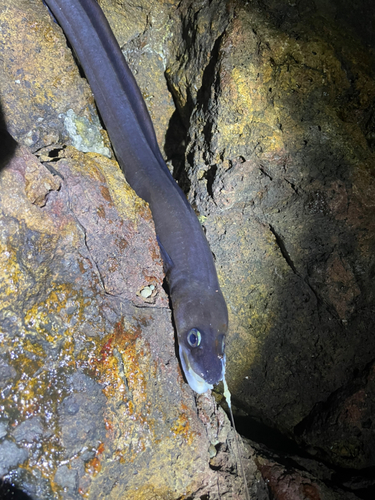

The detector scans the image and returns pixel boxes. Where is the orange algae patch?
[88,317,150,405]
[78,485,90,498]
[97,442,105,454]
[171,403,198,446]
[85,442,104,477]
[85,456,102,476]
[87,318,163,463]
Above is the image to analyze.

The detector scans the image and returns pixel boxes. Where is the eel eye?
[187,328,201,348]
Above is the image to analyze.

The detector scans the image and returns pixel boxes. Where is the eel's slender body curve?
[44,0,228,393]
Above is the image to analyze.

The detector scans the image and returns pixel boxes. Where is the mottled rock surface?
[0,2,259,498]
[167,0,375,474]
[0,143,257,498]
[1,0,375,499]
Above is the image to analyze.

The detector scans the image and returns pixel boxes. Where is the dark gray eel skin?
[44,0,228,394]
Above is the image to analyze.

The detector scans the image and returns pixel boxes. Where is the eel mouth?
[179,345,225,394]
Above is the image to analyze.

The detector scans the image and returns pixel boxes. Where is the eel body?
[43,0,228,393]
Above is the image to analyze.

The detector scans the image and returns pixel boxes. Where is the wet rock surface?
[0,144,255,498]
[0,0,375,499]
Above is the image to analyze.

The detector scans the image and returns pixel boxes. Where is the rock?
[0,441,29,476]
[13,417,44,443]
[0,143,234,497]
[296,361,375,469]
[1,0,375,498]
[169,0,375,471]
[0,67,250,500]
[54,465,78,493]
[0,360,17,389]
[0,421,8,439]
[256,453,361,500]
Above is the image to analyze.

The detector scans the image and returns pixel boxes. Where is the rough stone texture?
[0,143,261,498]
[0,440,29,477]
[296,360,375,470]
[99,0,178,152]
[1,0,375,498]
[13,416,44,443]
[0,3,261,496]
[0,421,7,439]
[0,0,95,153]
[256,453,362,500]
[167,0,375,473]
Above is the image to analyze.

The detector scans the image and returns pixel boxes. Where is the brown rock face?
[1,0,375,498]
[0,145,257,498]
[0,1,259,498]
[167,0,375,472]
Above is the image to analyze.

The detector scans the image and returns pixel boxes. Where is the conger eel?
[43,0,228,394]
